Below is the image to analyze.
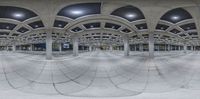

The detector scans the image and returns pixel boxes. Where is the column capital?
[122,34,129,39]
[71,33,79,39]
[46,29,53,60]
[148,32,154,39]
[148,32,154,58]
[45,28,53,33]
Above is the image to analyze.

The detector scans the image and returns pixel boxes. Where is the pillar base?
[73,54,78,56]
[124,53,129,56]
[149,53,154,58]
[46,56,52,60]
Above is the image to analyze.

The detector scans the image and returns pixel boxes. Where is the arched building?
[0,0,200,99]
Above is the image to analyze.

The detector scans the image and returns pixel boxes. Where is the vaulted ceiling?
[0,0,200,46]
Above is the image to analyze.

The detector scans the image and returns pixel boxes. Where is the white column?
[12,45,16,51]
[109,45,113,51]
[89,45,92,52]
[184,45,187,53]
[29,44,32,51]
[149,33,154,58]
[123,35,129,56]
[46,31,53,60]
[139,43,143,51]
[168,44,170,51]
[6,46,9,51]
[32,44,35,51]
[192,46,194,51]
[59,43,62,52]
[73,36,79,56]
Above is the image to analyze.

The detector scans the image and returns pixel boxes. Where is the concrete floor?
[0,51,200,99]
